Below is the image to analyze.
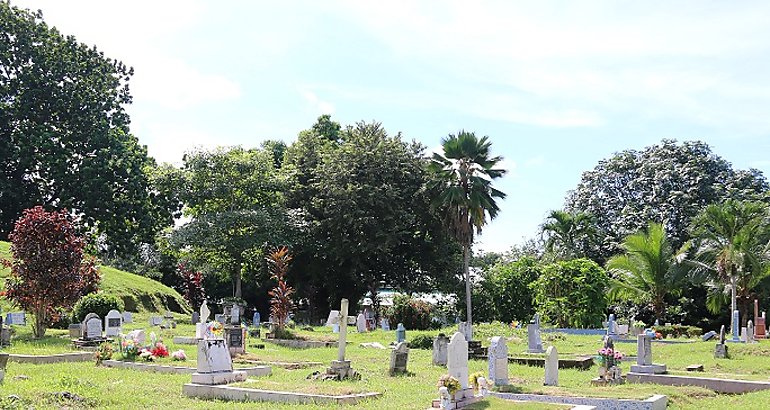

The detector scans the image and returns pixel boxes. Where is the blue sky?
[14,0,770,252]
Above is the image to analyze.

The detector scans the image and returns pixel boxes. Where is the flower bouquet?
[171,349,187,361]
[120,337,140,360]
[150,342,169,358]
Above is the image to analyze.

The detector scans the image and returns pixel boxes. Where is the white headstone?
[104,310,122,337]
[122,312,133,324]
[488,336,509,386]
[326,310,340,326]
[126,329,146,345]
[356,313,367,333]
[86,317,102,340]
[637,333,652,366]
[748,320,755,343]
[381,318,390,331]
[458,321,472,341]
[197,339,233,373]
[448,332,469,389]
[200,300,211,323]
[544,346,558,386]
[231,305,240,324]
[432,334,449,366]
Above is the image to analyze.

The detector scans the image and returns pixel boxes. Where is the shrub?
[488,257,542,322]
[73,292,124,323]
[654,324,702,339]
[531,259,608,328]
[408,333,435,350]
[176,261,205,311]
[266,247,295,332]
[386,294,434,330]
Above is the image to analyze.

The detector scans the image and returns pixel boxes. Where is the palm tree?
[541,209,597,260]
[606,222,686,321]
[685,200,770,330]
[430,131,506,341]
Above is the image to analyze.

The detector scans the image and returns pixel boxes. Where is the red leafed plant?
[266,246,295,331]
[177,261,206,310]
[2,206,100,338]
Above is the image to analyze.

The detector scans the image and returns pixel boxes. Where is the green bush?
[654,324,702,338]
[408,333,435,349]
[488,257,542,323]
[386,294,434,330]
[72,292,124,323]
[531,258,608,328]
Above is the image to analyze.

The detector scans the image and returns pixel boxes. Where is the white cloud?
[299,88,335,115]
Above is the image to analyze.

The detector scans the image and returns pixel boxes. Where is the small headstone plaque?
[356,313,366,332]
[389,342,409,375]
[6,312,25,326]
[122,311,133,324]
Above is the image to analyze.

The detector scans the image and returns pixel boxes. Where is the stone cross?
[448,332,469,389]
[488,336,509,386]
[432,333,449,366]
[544,345,558,386]
[337,298,349,362]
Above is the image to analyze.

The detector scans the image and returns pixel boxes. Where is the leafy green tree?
[531,259,609,328]
[430,131,506,339]
[171,147,298,299]
[606,222,687,321]
[566,140,768,261]
[684,200,770,326]
[488,257,542,323]
[0,3,174,256]
[541,209,599,261]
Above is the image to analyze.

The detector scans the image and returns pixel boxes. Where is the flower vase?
[598,366,607,380]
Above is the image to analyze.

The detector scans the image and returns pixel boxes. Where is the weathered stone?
[389,342,409,375]
[544,346,558,386]
[488,336,508,386]
[448,332,469,389]
[432,334,448,366]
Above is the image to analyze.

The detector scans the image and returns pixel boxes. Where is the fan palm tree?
[607,222,686,321]
[685,200,770,330]
[429,131,506,340]
[541,209,598,260]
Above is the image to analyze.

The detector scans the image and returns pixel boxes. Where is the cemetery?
[4,1,770,409]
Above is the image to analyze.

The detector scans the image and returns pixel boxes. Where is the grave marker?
[356,313,367,333]
[527,313,545,353]
[488,336,509,386]
[544,346,558,386]
[380,318,390,331]
[754,299,766,339]
[85,317,102,340]
[715,325,728,359]
[192,339,247,385]
[396,323,406,343]
[253,311,260,326]
[6,312,25,326]
[448,332,469,389]
[432,333,448,366]
[747,320,755,344]
[192,312,200,324]
[122,311,133,324]
[389,342,409,375]
[630,333,667,374]
[104,310,123,337]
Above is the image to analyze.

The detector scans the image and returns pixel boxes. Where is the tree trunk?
[233,270,242,299]
[730,275,737,336]
[463,244,472,341]
[33,309,47,339]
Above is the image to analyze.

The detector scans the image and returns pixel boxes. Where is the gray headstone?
[214,314,225,324]
[527,322,545,353]
[231,306,240,324]
[732,310,740,340]
[396,323,406,343]
[122,312,133,324]
[389,342,409,374]
[86,317,102,340]
[6,312,25,326]
[488,336,509,386]
[714,343,728,359]
[127,329,146,345]
[432,334,449,366]
[748,320,755,343]
[448,332,469,389]
[637,333,652,366]
[702,331,717,342]
[380,318,390,331]
[197,339,233,373]
[544,345,558,386]
[253,311,260,326]
[356,313,367,333]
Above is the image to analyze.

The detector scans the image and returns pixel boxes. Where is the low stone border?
[236,359,322,369]
[265,339,336,349]
[172,336,199,345]
[8,352,93,364]
[102,360,271,377]
[627,372,770,394]
[183,383,381,405]
[508,356,594,370]
[492,393,667,410]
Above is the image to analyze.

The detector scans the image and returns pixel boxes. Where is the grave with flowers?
[591,337,625,386]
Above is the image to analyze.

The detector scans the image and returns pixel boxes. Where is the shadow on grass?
[494,385,525,393]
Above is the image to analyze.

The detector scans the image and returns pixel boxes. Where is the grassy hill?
[0,241,189,313]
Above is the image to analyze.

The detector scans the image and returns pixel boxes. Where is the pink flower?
[171,349,187,361]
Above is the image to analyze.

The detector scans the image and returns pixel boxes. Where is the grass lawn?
[4,319,770,408]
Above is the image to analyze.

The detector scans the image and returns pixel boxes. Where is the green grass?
[0,240,189,313]
[4,322,770,408]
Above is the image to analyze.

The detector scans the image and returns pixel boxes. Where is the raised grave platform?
[172,336,199,345]
[265,339,336,349]
[102,360,271,377]
[183,383,381,405]
[627,372,770,394]
[492,393,667,410]
[8,352,93,364]
[483,355,594,370]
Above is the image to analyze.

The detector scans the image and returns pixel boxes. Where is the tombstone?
[389,342,409,375]
[85,317,103,340]
[715,325,728,359]
[731,310,740,341]
[380,318,390,331]
[68,323,82,339]
[488,336,509,386]
[6,312,25,326]
[432,333,449,366]
[325,310,340,327]
[104,310,122,337]
[191,339,247,385]
[448,332,469,389]
[396,323,406,343]
[332,323,340,333]
[149,316,163,326]
[127,329,146,345]
[741,326,748,342]
[122,311,133,324]
[356,313,367,333]
[458,321,472,342]
[224,326,245,356]
[192,312,200,325]
[748,320,755,343]
[321,298,358,380]
[630,333,667,374]
[617,324,629,335]
[754,300,767,339]
[606,314,618,340]
[252,311,261,327]
[527,314,545,353]
[544,346,558,386]
[230,305,241,324]
[702,331,717,342]
[196,302,211,340]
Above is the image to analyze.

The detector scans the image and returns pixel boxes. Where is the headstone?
[617,324,629,335]
[325,310,340,326]
[127,329,146,345]
[85,317,102,340]
[356,313,366,333]
[214,314,225,324]
[6,312,25,326]
[332,323,340,333]
[754,299,767,339]
[544,346,558,386]
[715,325,728,359]
[630,333,667,374]
[192,339,247,385]
[448,332,469,389]
[253,311,261,326]
[527,314,545,353]
[389,341,409,375]
[432,333,449,366]
[192,312,200,324]
[719,325,726,344]
[732,310,740,341]
[68,323,82,338]
[748,320,755,343]
[224,326,245,355]
[458,321,472,341]
[488,336,509,386]
[318,298,358,380]
[741,326,748,342]
[702,331,717,342]
[122,312,133,324]
[104,310,123,337]
[396,323,406,343]
[149,316,162,326]
[381,318,390,331]
[231,305,240,324]
[607,314,618,340]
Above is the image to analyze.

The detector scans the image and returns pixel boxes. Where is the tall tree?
[566,140,769,261]
[0,3,173,256]
[430,130,506,340]
[685,200,770,329]
[606,222,687,321]
[541,209,598,261]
